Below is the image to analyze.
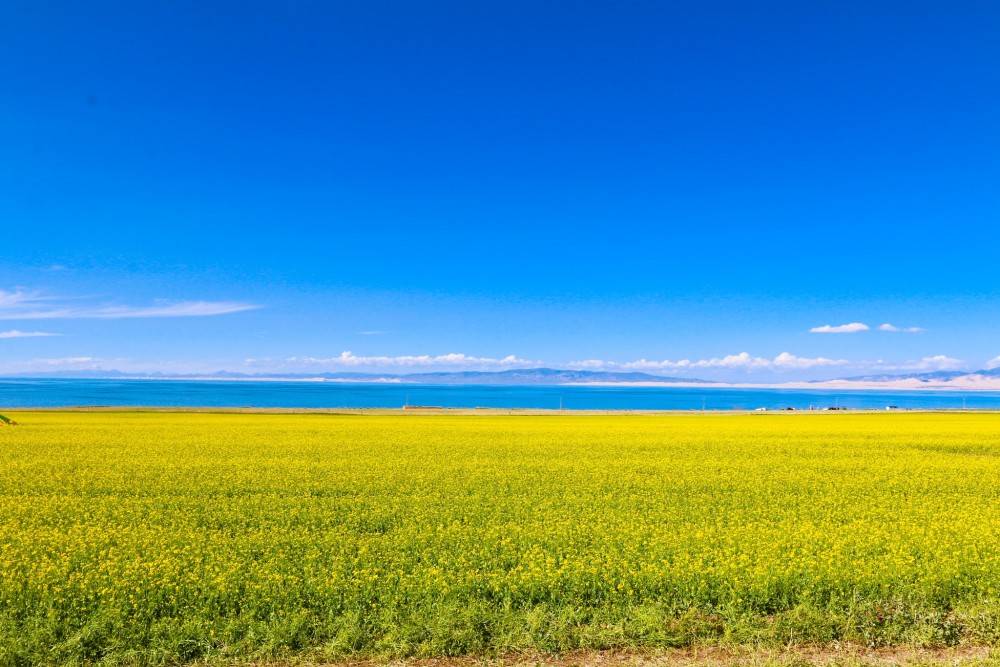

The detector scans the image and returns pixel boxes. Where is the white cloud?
[986,356,1000,371]
[878,323,923,333]
[772,352,849,369]
[0,330,61,339]
[569,357,693,371]
[850,356,965,372]
[567,359,608,369]
[0,289,259,320]
[583,352,771,371]
[569,352,845,372]
[289,351,537,368]
[617,358,690,370]
[29,356,98,366]
[0,355,136,376]
[810,322,870,333]
[909,355,963,371]
[690,352,772,369]
[359,331,386,336]
[0,355,246,376]
[808,321,922,334]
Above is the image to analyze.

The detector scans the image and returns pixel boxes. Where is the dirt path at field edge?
[306,646,996,667]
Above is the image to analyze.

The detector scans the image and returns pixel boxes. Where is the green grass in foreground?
[1,412,1000,665]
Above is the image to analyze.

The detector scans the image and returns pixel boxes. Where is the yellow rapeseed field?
[1,412,999,664]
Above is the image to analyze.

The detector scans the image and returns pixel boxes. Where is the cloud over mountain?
[287,351,536,368]
[569,352,848,371]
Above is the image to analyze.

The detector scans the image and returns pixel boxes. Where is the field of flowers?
[1,411,999,665]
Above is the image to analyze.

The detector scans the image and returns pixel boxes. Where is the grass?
[1,412,999,665]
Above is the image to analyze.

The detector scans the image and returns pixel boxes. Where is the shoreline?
[4,406,1000,415]
[5,376,1000,391]
[571,379,1000,391]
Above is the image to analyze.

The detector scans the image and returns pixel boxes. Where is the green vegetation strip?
[1,412,1000,665]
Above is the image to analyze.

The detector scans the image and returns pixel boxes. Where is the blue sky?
[2,1,999,380]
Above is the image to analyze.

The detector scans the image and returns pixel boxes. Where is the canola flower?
[1,412,999,664]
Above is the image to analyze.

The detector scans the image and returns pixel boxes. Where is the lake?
[1,378,998,411]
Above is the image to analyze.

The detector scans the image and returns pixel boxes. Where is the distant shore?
[576,377,1000,391]
[5,406,999,415]
[7,375,1000,390]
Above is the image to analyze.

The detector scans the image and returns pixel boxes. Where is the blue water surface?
[1,379,998,411]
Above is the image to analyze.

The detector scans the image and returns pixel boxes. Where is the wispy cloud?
[288,351,537,368]
[986,356,1000,371]
[0,355,244,376]
[0,289,37,309]
[83,301,259,319]
[568,352,847,372]
[0,330,61,339]
[359,330,386,336]
[810,322,869,333]
[878,323,923,333]
[0,289,259,320]
[0,356,116,376]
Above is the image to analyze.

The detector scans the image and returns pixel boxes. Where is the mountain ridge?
[2,367,716,384]
[831,368,1000,383]
[5,367,1000,386]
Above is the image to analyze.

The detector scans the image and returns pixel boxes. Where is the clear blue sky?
[2,1,999,380]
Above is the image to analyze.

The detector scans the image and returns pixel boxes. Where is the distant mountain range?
[6,366,1000,387]
[829,368,1000,383]
[364,368,717,384]
[3,367,716,384]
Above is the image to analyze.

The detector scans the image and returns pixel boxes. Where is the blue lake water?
[1,378,998,411]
